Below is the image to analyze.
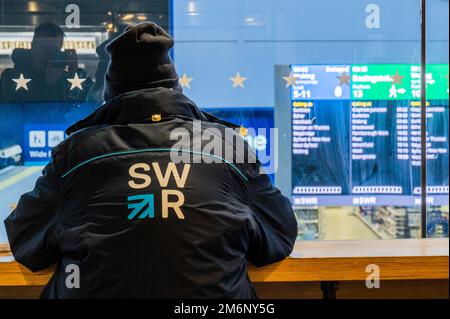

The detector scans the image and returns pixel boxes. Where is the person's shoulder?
[11,48,31,65]
[62,124,108,151]
[52,124,107,162]
[0,67,14,80]
[1,49,32,81]
[200,120,249,146]
[199,120,259,176]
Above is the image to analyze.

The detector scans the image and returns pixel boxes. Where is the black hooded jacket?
[4,87,297,299]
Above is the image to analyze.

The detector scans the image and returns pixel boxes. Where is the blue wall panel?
[173,0,449,108]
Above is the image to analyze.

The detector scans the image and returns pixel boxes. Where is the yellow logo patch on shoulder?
[151,114,162,122]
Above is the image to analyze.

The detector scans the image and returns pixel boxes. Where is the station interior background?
[0,0,448,242]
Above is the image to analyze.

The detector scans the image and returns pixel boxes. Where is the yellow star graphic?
[337,72,350,86]
[13,74,31,91]
[67,73,86,91]
[179,73,194,89]
[391,71,405,86]
[230,72,248,88]
[283,72,297,88]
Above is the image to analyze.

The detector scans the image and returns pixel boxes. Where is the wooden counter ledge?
[0,239,448,299]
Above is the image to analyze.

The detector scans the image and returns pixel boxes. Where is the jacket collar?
[67,87,211,135]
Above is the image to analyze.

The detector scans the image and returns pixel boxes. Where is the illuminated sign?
[291,65,351,100]
[351,64,450,100]
[24,124,67,164]
[0,32,105,55]
[290,64,449,207]
[291,64,450,101]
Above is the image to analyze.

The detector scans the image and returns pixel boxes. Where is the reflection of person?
[0,22,92,102]
[4,23,297,299]
[86,24,128,102]
[85,40,109,102]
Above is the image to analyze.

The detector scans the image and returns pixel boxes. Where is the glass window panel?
[426,0,449,238]
[0,0,169,244]
[0,0,447,244]
[173,0,437,240]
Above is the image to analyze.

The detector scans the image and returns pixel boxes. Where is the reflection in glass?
[0,0,448,243]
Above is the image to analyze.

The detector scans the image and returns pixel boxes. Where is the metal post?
[321,281,339,300]
[420,0,428,238]
[420,0,428,239]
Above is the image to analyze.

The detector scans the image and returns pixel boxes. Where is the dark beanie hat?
[103,22,180,101]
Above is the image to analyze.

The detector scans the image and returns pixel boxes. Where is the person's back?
[4,23,297,299]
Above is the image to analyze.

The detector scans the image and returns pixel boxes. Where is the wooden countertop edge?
[0,243,9,253]
[249,255,449,282]
[0,255,448,287]
[1,239,448,286]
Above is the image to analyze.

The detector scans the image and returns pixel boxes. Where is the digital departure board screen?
[291,64,449,206]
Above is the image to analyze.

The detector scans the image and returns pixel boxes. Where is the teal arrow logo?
[127,194,155,220]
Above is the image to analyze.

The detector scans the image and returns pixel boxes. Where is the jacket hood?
[67,87,238,135]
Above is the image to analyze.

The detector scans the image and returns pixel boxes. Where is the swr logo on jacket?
[127,162,191,220]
